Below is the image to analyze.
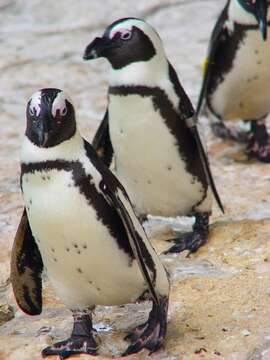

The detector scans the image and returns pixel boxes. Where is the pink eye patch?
[110,26,128,39]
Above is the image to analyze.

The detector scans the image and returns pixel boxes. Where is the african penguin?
[197,0,270,163]
[83,18,224,255]
[10,88,169,359]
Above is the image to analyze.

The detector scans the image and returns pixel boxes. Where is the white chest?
[108,94,208,216]
[22,169,145,309]
[211,29,270,120]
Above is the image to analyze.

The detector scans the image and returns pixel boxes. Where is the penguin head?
[83,18,165,70]
[232,0,269,40]
[26,88,76,148]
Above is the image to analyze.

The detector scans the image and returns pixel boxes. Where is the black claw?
[163,237,191,254]
[163,232,207,255]
[124,332,133,342]
[123,341,145,356]
[164,213,209,255]
[122,297,168,357]
[212,122,249,143]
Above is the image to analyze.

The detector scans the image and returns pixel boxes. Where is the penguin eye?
[29,106,36,116]
[120,30,132,41]
[61,107,67,116]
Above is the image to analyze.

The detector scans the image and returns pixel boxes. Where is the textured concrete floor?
[1,0,270,359]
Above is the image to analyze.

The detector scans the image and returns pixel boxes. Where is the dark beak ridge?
[256,0,268,41]
[83,37,104,60]
[83,36,119,60]
[35,120,49,147]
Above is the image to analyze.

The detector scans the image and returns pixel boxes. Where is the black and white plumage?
[197,0,270,162]
[10,88,169,358]
[83,18,224,255]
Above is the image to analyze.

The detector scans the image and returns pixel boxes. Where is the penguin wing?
[103,181,160,306]
[168,63,224,213]
[85,141,160,306]
[189,122,224,214]
[196,2,229,116]
[92,110,114,167]
[10,209,43,315]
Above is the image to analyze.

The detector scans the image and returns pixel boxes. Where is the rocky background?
[1,0,270,359]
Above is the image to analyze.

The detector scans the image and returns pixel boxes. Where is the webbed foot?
[212,121,249,143]
[42,336,98,359]
[164,212,209,255]
[42,309,98,359]
[246,119,270,163]
[122,297,168,356]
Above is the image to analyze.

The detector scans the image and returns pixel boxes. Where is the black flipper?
[10,209,43,315]
[189,121,224,213]
[87,142,161,307]
[168,63,224,213]
[92,110,114,167]
[196,2,229,116]
[100,177,160,306]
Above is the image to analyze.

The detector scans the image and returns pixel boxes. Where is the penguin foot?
[42,335,98,359]
[42,309,98,359]
[163,212,209,255]
[163,231,207,255]
[246,119,270,163]
[122,297,168,356]
[212,122,249,143]
[124,322,148,343]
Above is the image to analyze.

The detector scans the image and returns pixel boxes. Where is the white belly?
[109,94,209,216]
[211,29,270,120]
[22,169,145,309]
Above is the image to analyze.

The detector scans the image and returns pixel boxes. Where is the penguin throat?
[21,130,84,164]
[109,54,168,87]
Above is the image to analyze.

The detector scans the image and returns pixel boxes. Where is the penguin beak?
[256,0,268,41]
[34,120,49,147]
[83,36,119,60]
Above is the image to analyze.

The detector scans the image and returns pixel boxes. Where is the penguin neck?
[21,129,84,164]
[109,52,169,88]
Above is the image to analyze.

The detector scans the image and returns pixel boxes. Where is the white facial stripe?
[52,91,72,118]
[110,25,132,39]
[29,91,42,117]
[109,19,136,39]
[109,19,164,57]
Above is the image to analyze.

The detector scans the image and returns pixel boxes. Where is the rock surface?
[1,0,270,359]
